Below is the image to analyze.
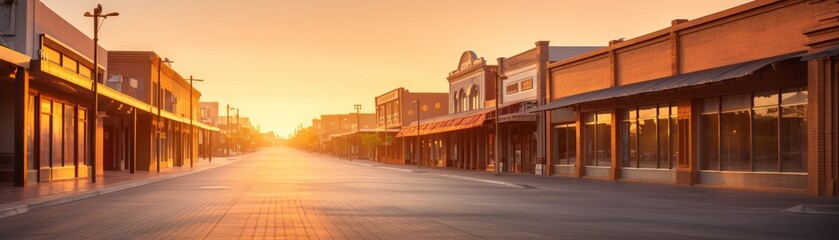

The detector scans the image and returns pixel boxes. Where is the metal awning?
[330,128,400,138]
[802,45,839,61]
[397,108,493,138]
[530,52,804,112]
[498,113,537,123]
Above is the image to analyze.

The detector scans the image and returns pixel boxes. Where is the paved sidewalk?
[0,153,250,218]
[330,153,839,214]
[1,147,836,239]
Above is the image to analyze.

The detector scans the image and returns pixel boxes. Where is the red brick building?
[375,88,448,164]
[495,42,601,174]
[533,0,839,195]
[398,51,498,169]
[318,113,377,158]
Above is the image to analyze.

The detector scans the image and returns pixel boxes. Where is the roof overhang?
[397,108,493,138]
[0,46,30,68]
[531,52,804,112]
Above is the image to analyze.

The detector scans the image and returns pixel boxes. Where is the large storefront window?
[752,90,778,172]
[39,99,52,169]
[698,87,807,173]
[64,105,75,167]
[552,123,576,165]
[719,93,750,171]
[38,98,85,171]
[621,104,678,169]
[78,109,88,165]
[584,112,611,167]
[52,102,63,167]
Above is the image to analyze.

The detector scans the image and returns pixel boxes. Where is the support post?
[130,108,136,174]
[209,130,213,163]
[14,67,29,187]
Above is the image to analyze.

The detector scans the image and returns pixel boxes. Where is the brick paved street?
[0,147,837,239]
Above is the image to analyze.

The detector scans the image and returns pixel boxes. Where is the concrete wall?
[502,65,537,103]
[7,1,108,70]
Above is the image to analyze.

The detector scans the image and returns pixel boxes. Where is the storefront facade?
[537,0,838,195]
[495,42,600,174]
[0,1,111,185]
[397,51,497,170]
[108,51,218,171]
[1,0,221,185]
[374,88,448,164]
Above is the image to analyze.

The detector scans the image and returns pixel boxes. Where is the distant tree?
[360,133,383,159]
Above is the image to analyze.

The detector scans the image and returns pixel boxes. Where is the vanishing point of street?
[0,147,836,239]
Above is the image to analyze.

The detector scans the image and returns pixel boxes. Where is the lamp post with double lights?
[188,75,204,168]
[84,4,118,182]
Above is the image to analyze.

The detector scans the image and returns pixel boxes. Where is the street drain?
[197,186,232,190]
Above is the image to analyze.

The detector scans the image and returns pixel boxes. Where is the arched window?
[470,85,479,110]
[459,89,467,112]
[453,93,459,113]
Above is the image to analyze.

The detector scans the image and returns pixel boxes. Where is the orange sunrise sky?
[40,0,750,137]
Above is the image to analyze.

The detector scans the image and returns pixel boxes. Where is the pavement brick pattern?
[0,147,837,239]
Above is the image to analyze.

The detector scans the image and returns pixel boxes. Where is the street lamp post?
[84,4,118,183]
[413,99,420,168]
[188,75,204,168]
[495,58,505,176]
[235,108,240,153]
[383,105,388,162]
[155,57,173,172]
[226,105,234,156]
[353,104,361,161]
[378,105,389,162]
[337,116,342,158]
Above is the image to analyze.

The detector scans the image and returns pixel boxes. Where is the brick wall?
[549,0,832,101]
[678,1,812,73]
[550,54,611,99]
[615,38,671,85]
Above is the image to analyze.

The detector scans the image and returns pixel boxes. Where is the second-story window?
[470,86,479,110]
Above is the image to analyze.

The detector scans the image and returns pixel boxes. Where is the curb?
[341,158,532,189]
[784,204,839,215]
[434,174,533,189]
[377,166,417,173]
[0,156,245,219]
